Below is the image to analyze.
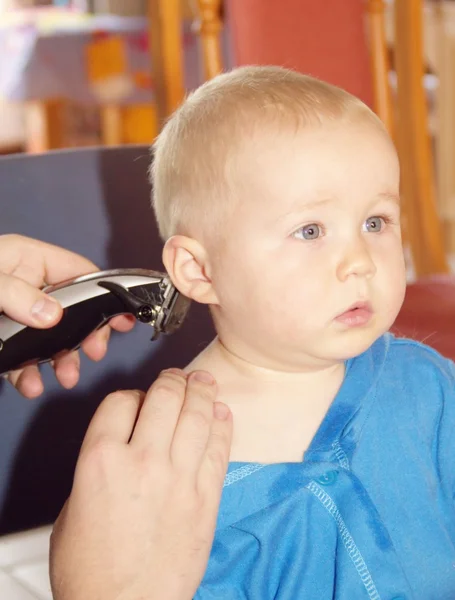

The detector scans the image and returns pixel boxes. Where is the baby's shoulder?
[370,334,455,425]
[357,335,455,452]
[381,334,455,384]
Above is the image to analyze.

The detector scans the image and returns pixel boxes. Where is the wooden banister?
[365,0,395,138]
[195,0,223,80]
[394,0,448,275]
[148,0,185,125]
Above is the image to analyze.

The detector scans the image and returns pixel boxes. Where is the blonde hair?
[150,65,382,241]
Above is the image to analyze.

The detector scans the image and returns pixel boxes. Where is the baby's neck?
[185,336,344,397]
[185,337,346,463]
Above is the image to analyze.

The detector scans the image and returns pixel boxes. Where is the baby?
[151,66,455,599]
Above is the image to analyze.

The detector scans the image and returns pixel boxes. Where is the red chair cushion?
[392,276,455,361]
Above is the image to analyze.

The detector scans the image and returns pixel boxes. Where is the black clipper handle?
[0,269,190,376]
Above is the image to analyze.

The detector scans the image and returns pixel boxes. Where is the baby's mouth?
[335,301,373,327]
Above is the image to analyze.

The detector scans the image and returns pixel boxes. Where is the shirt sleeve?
[434,355,455,502]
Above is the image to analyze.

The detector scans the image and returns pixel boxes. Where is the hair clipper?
[0,269,191,377]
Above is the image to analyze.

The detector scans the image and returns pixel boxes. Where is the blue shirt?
[195,334,455,599]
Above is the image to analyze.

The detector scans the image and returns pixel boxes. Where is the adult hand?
[0,234,134,398]
[50,368,232,600]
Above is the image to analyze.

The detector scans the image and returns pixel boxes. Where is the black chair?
[0,145,214,535]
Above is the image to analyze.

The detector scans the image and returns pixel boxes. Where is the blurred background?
[0,0,454,278]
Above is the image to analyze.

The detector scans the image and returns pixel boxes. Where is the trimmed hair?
[150,65,382,241]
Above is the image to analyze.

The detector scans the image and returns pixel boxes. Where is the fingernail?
[31,297,60,323]
[192,371,215,384]
[214,402,230,420]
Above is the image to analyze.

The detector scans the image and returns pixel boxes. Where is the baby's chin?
[321,327,388,362]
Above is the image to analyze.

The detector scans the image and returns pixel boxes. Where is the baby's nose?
[336,239,377,281]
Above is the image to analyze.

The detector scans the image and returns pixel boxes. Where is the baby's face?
[209,120,406,369]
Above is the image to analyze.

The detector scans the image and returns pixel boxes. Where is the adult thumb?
[0,272,62,328]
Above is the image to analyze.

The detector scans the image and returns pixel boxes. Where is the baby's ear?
[162,235,219,305]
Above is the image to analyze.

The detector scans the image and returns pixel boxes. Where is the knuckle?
[86,436,112,457]
[137,445,166,472]
[157,369,187,387]
[60,349,80,366]
[81,436,117,470]
[190,382,216,404]
[105,389,141,408]
[206,445,229,478]
[181,491,204,515]
[3,233,23,246]
[160,367,186,378]
[210,425,230,444]
[182,408,211,432]
[145,401,168,424]
[105,389,128,402]
[210,425,230,449]
[6,275,25,299]
[94,390,142,428]
[152,382,183,404]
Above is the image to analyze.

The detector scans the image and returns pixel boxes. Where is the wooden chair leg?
[394,0,448,276]
[100,105,124,146]
[24,99,65,154]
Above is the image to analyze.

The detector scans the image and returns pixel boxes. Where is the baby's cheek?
[270,296,315,338]
[386,257,406,300]
[389,277,406,317]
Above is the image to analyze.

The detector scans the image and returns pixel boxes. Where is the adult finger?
[0,272,62,328]
[0,235,98,287]
[129,369,188,453]
[110,314,136,332]
[81,317,135,362]
[170,371,218,475]
[81,389,145,451]
[80,325,111,362]
[52,350,81,389]
[6,365,44,399]
[199,401,233,497]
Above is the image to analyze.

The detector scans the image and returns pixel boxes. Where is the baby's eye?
[363,216,384,233]
[293,223,322,240]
